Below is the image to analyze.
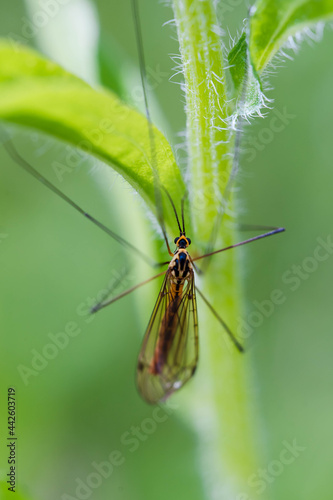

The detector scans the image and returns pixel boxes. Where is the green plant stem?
[172,0,230,241]
[172,1,264,497]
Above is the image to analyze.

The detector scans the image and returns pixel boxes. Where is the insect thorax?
[169,249,192,282]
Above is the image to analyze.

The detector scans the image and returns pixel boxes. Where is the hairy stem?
[173,0,231,241]
[172,1,264,498]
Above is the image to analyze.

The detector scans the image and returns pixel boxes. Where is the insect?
[0,0,285,405]
[1,126,284,405]
[89,188,283,403]
[137,209,199,404]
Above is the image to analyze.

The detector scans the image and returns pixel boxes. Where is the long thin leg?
[1,128,161,268]
[189,255,203,276]
[196,287,244,353]
[92,267,131,310]
[193,227,285,262]
[132,0,176,258]
[237,223,283,232]
[91,269,167,313]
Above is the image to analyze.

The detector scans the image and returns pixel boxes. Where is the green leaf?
[228,33,249,93]
[0,41,185,232]
[228,32,266,120]
[250,0,333,73]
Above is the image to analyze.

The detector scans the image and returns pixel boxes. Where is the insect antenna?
[161,186,182,234]
[181,195,186,234]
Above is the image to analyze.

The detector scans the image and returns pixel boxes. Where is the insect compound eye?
[174,237,179,245]
[187,238,191,245]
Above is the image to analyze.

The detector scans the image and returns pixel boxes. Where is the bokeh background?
[1,1,333,499]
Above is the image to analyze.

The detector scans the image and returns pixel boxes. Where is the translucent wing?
[136,269,198,404]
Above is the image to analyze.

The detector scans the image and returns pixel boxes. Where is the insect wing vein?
[136,271,198,404]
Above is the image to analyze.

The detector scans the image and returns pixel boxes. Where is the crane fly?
[136,231,198,404]
[1,124,284,404]
[89,188,284,404]
[0,0,285,405]
[135,193,199,404]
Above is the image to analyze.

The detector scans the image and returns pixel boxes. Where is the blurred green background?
[1,1,333,499]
